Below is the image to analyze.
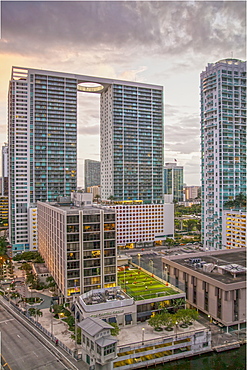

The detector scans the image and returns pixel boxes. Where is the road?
[0,302,75,370]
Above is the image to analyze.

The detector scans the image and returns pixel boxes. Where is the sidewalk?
[38,308,77,351]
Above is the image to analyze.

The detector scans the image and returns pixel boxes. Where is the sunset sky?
[0,1,246,186]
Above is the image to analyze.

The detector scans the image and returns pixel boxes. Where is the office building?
[162,249,246,332]
[8,67,163,253]
[222,210,246,249]
[37,199,116,298]
[105,202,174,247]
[2,143,8,196]
[200,58,246,250]
[84,159,101,190]
[164,162,183,202]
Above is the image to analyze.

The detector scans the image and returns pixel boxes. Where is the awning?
[137,311,152,318]
[125,314,132,323]
[108,317,117,323]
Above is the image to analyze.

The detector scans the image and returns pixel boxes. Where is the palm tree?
[28,307,43,322]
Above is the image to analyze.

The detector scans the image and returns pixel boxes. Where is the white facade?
[71,192,93,206]
[222,210,246,249]
[200,58,246,250]
[105,203,174,247]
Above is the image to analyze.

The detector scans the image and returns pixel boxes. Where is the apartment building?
[222,210,246,249]
[200,58,246,250]
[37,199,117,299]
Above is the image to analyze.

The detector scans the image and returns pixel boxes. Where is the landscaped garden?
[118,267,178,300]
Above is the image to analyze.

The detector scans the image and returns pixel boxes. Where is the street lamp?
[164,265,168,282]
[138,253,141,268]
[142,328,145,345]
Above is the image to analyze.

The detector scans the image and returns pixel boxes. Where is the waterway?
[147,345,246,370]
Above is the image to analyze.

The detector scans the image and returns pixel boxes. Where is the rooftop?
[164,249,246,284]
[78,317,112,336]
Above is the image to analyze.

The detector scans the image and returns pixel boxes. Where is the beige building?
[38,199,117,299]
[162,249,246,332]
[222,210,246,249]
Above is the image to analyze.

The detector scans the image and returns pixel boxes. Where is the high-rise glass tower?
[100,83,164,203]
[84,159,101,190]
[8,67,77,252]
[200,58,246,250]
[8,67,164,253]
[164,162,183,202]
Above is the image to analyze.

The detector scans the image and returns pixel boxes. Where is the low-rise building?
[222,210,246,249]
[32,263,51,284]
[162,249,246,331]
[79,317,117,370]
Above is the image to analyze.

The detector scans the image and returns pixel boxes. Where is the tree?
[94,194,101,204]
[28,307,43,322]
[108,195,115,204]
[160,312,176,328]
[0,237,7,256]
[110,322,120,336]
[148,314,163,330]
[175,309,198,325]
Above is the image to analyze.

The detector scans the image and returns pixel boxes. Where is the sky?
[0,1,246,187]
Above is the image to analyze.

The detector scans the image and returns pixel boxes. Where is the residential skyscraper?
[200,58,246,250]
[164,162,183,202]
[100,82,164,203]
[84,159,100,190]
[8,67,77,253]
[8,67,164,253]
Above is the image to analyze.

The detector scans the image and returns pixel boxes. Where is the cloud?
[1,1,245,59]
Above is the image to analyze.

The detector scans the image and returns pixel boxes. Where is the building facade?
[37,200,117,298]
[84,159,101,190]
[8,67,77,253]
[2,143,8,196]
[162,249,246,331]
[8,67,164,253]
[0,196,8,228]
[100,82,164,203]
[164,163,183,203]
[222,210,246,249]
[200,58,246,250]
[105,202,174,248]
[184,186,201,201]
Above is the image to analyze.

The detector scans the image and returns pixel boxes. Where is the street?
[0,302,75,369]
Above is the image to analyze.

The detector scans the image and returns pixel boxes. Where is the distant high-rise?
[164,162,183,202]
[84,159,100,190]
[2,143,8,196]
[200,58,246,250]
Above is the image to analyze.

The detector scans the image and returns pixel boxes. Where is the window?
[104,343,115,356]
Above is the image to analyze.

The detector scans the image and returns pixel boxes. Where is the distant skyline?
[0,1,246,186]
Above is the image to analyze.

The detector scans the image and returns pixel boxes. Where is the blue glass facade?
[200,59,246,250]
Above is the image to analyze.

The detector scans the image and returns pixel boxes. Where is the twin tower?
[8,67,164,251]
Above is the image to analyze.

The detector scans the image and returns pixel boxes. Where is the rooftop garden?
[118,267,178,300]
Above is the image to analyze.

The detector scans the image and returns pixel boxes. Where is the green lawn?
[118,268,178,300]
